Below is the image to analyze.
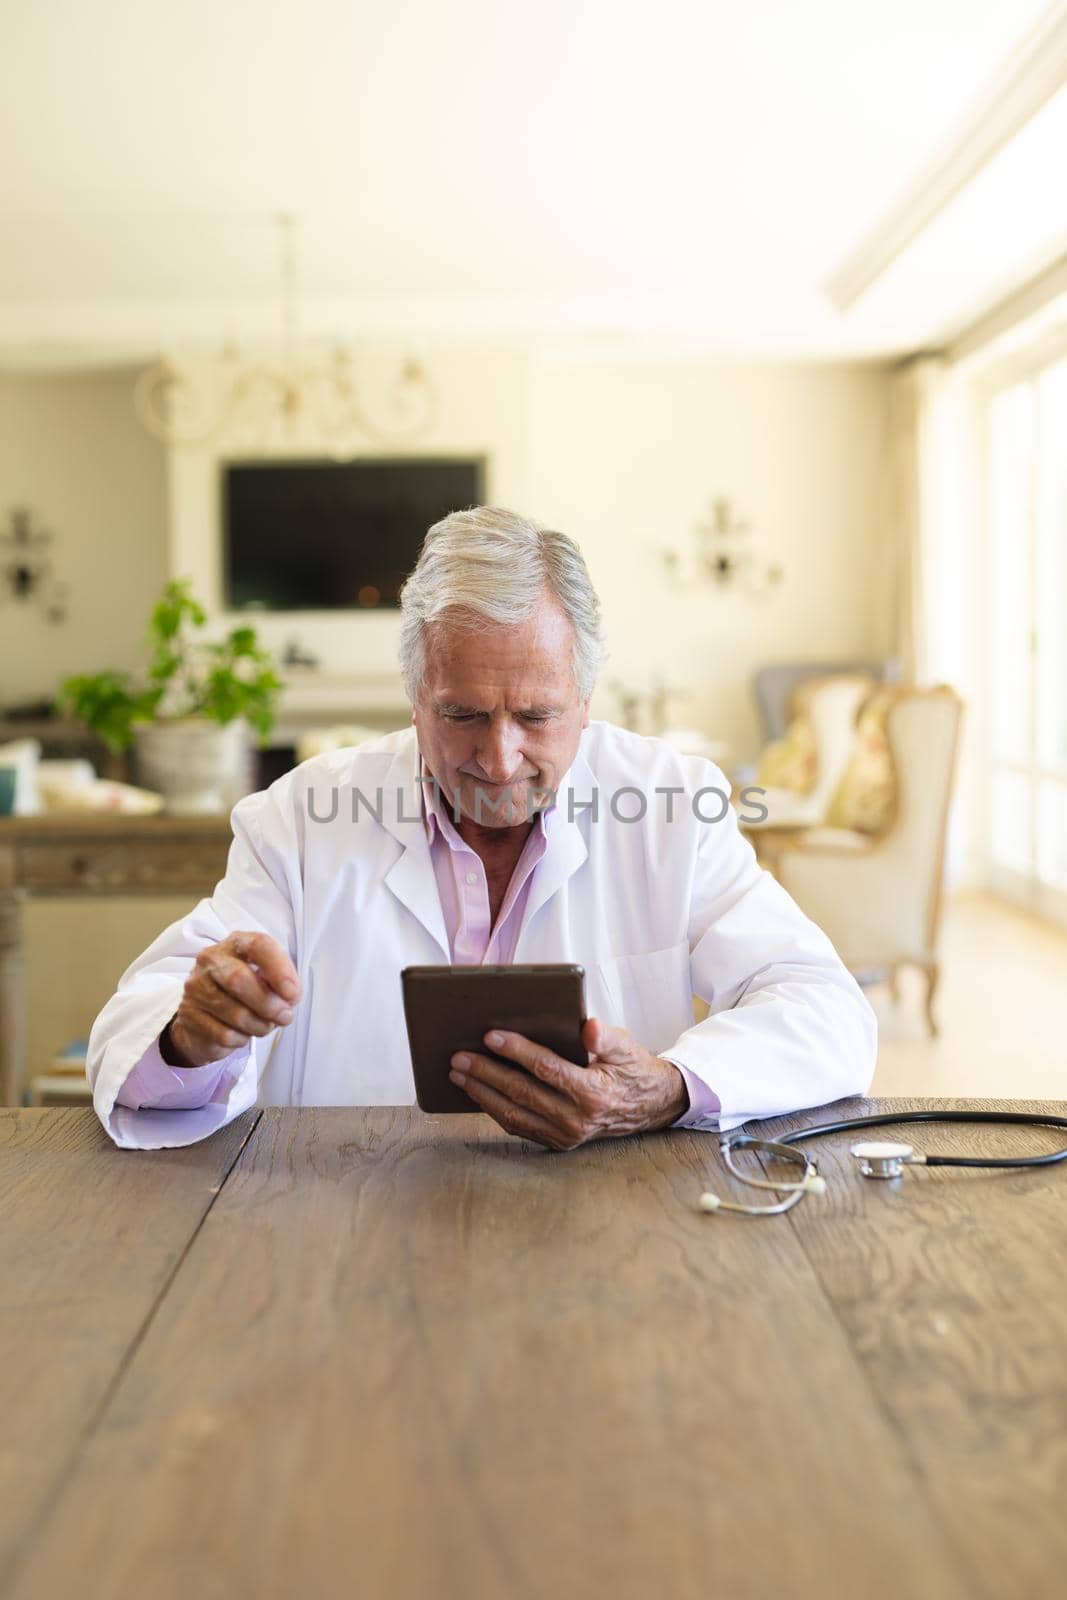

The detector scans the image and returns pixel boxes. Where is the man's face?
[412,595,590,831]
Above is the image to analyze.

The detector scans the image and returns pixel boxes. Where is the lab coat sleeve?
[87,783,301,1150]
[663,799,877,1133]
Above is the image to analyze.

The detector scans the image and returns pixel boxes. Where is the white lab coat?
[88,721,876,1149]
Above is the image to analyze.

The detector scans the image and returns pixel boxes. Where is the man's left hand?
[449,1018,690,1150]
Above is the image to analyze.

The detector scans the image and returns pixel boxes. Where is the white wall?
[0,368,167,706]
[165,342,893,760]
[528,352,893,759]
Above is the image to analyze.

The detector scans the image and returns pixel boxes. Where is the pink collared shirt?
[420,767,549,965]
[115,765,719,1126]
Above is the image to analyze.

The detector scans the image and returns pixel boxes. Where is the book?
[50,1038,90,1077]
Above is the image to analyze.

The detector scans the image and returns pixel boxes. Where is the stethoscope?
[699,1109,1067,1217]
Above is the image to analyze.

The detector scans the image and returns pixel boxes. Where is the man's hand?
[448,1018,690,1151]
[161,931,302,1069]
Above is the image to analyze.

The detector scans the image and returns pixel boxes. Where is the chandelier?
[133,214,436,450]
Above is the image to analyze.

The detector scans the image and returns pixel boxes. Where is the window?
[982,349,1067,923]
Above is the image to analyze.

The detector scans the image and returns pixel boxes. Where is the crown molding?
[825,1,1067,311]
[946,250,1067,362]
[0,289,917,364]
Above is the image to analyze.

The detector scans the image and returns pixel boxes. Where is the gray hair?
[398,506,605,702]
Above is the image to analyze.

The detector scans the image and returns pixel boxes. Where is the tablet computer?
[401,964,587,1114]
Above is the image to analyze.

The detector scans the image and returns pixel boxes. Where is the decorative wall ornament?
[607,674,680,736]
[133,214,437,451]
[0,506,69,622]
[663,496,783,598]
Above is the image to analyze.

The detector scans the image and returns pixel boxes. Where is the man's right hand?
[161,931,302,1069]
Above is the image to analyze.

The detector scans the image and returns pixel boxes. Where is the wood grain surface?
[763,1095,1067,1600]
[6,1107,1049,1600]
[0,1107,259,1584]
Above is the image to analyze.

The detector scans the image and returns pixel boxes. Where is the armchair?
[774,686,963,1035]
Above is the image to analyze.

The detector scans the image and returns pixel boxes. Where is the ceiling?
[0,0,1059,366]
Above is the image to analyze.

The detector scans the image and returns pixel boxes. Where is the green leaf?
[227,625,259,656]
[60,578,280,751]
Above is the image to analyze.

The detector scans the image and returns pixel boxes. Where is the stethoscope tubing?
[769,1109,1067,1169]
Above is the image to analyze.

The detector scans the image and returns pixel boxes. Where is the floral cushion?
[756,713,816,794]
[755,681,819,794]
[825,688,896,833]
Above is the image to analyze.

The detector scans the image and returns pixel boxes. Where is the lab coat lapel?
[378,735,450,960]
[518,744,595,933]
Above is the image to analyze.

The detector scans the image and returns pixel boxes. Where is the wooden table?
[2,1097,1065,1600]
[0,814,233,1106]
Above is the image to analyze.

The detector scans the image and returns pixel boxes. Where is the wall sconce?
[1,507,68,623]
[606,675,682,736]
[663,497,783,598]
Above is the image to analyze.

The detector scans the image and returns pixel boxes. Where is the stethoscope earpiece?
[699,1135,827,1216]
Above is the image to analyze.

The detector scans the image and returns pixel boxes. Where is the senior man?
[88,506,876,1150]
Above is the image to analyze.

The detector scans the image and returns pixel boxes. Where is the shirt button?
[465,871,478,886]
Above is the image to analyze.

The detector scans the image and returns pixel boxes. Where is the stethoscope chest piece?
[850,1140,922,1179]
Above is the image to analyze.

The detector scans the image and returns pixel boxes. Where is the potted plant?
[58,578,282,813]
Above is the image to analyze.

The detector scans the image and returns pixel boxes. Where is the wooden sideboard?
[0,813,233,1106]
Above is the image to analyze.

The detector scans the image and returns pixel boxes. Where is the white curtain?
[886,353,977,884]
[887,355,947,680]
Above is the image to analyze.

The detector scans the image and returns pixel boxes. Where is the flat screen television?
[222,457,485,611]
